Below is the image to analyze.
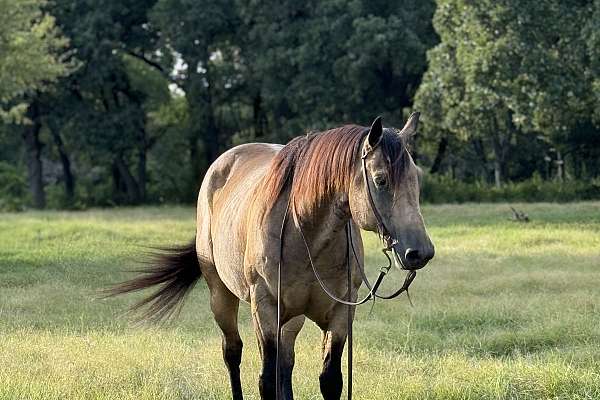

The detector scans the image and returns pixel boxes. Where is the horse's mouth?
[392,247,428,271]
[392,250,418,302]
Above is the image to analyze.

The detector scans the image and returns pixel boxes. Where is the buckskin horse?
[110,113,435,399]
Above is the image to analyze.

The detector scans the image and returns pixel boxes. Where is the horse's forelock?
[380,128,410,184]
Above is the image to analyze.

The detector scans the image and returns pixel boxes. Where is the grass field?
[1,203,599,399]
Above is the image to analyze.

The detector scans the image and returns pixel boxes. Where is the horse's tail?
[106,239,202,322]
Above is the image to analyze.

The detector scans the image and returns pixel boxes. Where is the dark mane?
[259,124,407,222]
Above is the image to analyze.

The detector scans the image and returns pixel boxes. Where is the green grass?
[1,203,600,399]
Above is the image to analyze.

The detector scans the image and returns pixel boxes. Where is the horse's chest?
[280,257,360,318]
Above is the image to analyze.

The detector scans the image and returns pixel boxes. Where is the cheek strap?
[361,148,395,249]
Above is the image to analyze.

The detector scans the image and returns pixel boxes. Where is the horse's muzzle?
[393,243,435,270]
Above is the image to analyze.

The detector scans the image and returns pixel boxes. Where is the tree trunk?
[204,103,220,169]
[183,55,222,188]
[137,149,147,202]
[137,127,148,203]
[493,159,502,188]
[120,85,149,203]
[253,93,267,138]
[430,135,449,174]
[203,63,220,175]
[114,156,141,204]
[112,162,122,202]
[188,71,220,185]
[186,97,203,189]
[22,102,46,209]
[184,63,205,188]
[471,138,490,181]
[491,136,504,188]
[555,150,564,181]
[188,131,201,188]
[490,120,511,188]
[48,121,75,204]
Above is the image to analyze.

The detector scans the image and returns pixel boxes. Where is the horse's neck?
[297,194,350,258]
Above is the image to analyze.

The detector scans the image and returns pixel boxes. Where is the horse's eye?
[373,175,388,188]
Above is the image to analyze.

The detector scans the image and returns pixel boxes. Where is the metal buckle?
[380,247,394,275]
[383,236,398,251]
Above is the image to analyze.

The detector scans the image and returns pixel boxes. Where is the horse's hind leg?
[250,284,278,400]
[209,283,243,400]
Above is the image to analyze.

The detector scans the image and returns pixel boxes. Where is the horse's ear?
[367,116,383,148]
[399,112,420,137]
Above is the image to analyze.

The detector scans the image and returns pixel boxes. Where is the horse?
[110,113,435,400]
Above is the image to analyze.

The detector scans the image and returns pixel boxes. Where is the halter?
[275,138,417,399]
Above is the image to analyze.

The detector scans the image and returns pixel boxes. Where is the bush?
[0,162,28,211]
[422,173,600,204]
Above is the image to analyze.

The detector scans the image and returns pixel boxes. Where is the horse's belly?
[211,187,258,302]
[213,250,249,302]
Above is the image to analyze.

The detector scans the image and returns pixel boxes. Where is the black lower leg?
[259,339,277,400]
[223,337,243,400]
[319,341,344,400]
[280,356,295,400]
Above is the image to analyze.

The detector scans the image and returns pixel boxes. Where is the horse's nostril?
[404,248,420,263]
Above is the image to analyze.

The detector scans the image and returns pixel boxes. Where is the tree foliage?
[0,0,72,119]
[415,0,599,185]
[241,0,437,136]
[0,0,598,209]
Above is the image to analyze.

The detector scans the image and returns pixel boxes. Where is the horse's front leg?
[250,283,299,400]
[280,315,305,399]
[319,305,354,400]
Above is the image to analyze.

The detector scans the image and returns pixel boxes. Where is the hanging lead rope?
[345,225,353,400]
[276,201,291,400]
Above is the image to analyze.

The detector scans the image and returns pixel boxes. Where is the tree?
[0,0,71,116]
[240,0,438,139]
[415,0,598,185]
[45,0,163,205]
[149,0,239,187]
[0,0,73,208]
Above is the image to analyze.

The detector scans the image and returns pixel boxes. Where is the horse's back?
[196,142,283,301]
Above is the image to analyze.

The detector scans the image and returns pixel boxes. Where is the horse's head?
[349,113,434,270]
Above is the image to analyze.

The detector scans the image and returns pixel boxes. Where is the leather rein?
[275,142,417,399]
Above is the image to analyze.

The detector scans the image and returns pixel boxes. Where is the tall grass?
[1,203,599,399]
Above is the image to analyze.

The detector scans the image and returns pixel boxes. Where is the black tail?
[107,239,202,322]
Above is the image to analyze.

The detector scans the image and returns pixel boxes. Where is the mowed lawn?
[1,203,599,400]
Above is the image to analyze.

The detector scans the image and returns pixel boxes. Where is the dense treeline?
[0,0,598,210]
